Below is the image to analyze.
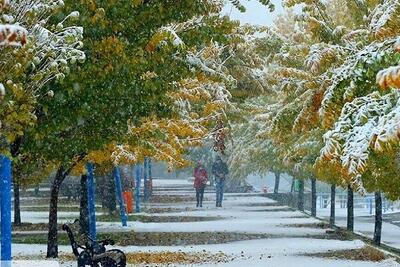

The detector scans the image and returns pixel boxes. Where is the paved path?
[13,179,400,266]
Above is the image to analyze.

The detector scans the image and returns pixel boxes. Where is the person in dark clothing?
[212,156,228,207]
[194,161,208,207]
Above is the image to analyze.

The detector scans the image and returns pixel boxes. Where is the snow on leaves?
[319,38,398,127]
[319,90,400,192]
[369,0,400,39]
[377,38,400,90]
[227,0,400,195]
[1,0,85,90]
[0,0,84,144]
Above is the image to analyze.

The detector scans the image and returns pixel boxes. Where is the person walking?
[194,161,208,207]
[212,156,228,207]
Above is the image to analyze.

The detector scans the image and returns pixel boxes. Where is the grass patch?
[12,230,351,246]
[280,215,309,219]
[280,222,331,229]
[13,223,61,232]
[250,208,294,212]
[12,215,221,233]
[96,214,220,223]
[13,231,273,246]
[238,202,281,207]
[143,206,197,213]
[304,246,386,262]
[124,251,232,265]
[16,251,232,265]
[20,206,80,212]
[148,195,197,203]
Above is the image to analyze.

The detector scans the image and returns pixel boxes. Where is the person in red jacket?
[194,161,208,207]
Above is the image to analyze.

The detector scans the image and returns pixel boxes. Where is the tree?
[0,0,84,226]
[16,0,256,258]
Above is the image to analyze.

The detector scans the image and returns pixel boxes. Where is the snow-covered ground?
[318,208,400,250]
[11,179,400,266]
[12,239,399,267]
[247,173,400,251]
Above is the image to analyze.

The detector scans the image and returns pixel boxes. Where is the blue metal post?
[113,167,127,226]
[135,164,141,213]
[148,158,152,196]
[143,158,148,202]
[0,155,12,263]
[86,163,96,241]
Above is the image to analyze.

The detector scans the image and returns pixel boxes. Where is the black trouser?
[215,178,225,207]
[196,186,205,207]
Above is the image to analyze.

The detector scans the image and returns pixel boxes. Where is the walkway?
[11,179,400,266]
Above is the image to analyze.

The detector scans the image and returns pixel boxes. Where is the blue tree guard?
[113,167,127,226]
[148,158,152,196]
[0,155,12,263]
[143,158,149,202]
[86,163,96,240]
[134,164,142,213]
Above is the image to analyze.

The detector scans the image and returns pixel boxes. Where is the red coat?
[194,166,208,189]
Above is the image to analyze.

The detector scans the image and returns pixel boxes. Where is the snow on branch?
[369,0,400,39]
[2,0,85,92]
[319,90,400,193]
[111,144,137,166]
[305,43,346,74]
[320,37,397,121]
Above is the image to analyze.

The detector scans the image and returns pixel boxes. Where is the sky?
[222,0,286,26]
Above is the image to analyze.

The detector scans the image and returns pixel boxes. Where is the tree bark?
[79,174,89,235]
[330,184,336,227]
[274,172,280,194]
[311,178,317,217]
[13,181,22,226]
[298,179,304,211]
[347,185,354,232]
[374,192,382,245]
[100,173,116,215]
[290,177,295,193]
[11,137,23,226]
[47,166,68,258]
[98,175,107,210]
[107,173,116,215]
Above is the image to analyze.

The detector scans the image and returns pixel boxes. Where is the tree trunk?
[290,177,295,193]
[347,185,354,232]
[98,175,107,210]
[374,192,382,245]
[274,172,280,194]
[47,166,67,258]
[311,178,317,217]
[104,173,116,215]
[298,179,304,211]
[11,136,23,226]
[13,181,22,226]
[330,184,336,227]
[79,174,89,235]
